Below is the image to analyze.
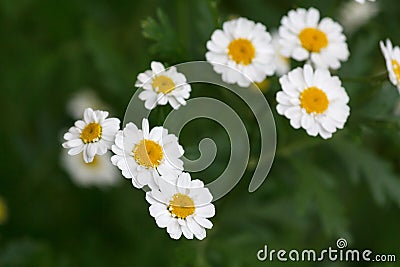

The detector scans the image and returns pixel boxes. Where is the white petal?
[64,139,83,148]
[159,178,177,200]
[67,145,84,156]
[151,61,165,74]
[177,172,191,193]
[83,144,97,163]
[149,203,167,218]
[196,204,215,218]
[187,217,206,240]
[142,118,150,138]
[155,213,173,228]
[194,216,213,229]
[83,108,94,123]
[181,224,194,239]
[166,219,181,239]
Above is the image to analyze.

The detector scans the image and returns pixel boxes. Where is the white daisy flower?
[339,0,378,34]
[146,172,215,240]
[61,151,119,187]
[135,61,191,110]
[62,108,120,163]
[66,89,110,119]
[354,0,375,4]
[277,64,350,139]
[380,39,400,93]
[206,17,276,87]
[279,7,349,70]
[111,118,184,189]
[271,31,290,76]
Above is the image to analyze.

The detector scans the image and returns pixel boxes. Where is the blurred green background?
[1,0,400,266]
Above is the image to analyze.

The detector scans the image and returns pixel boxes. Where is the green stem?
[277,138,324,157]
[277,131,346,157]
[195,238,209,267]
[176,0,189,57]
[341,71,388,84]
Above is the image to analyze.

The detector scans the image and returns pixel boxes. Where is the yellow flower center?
[228,38,256,65]
[299,28,328,53]
[168,193,195,219]
[300,87,329,114]
[80,123,102,143]
[152,75,176,94]
[392,60,400,82]
[0,198,7,225]
[133,139,163,168]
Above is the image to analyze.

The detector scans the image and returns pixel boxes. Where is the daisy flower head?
[62,108,120,163]
[380,39,400,93]
[206,17,276,87]
[135,61,191,110]
[61,151,119,187]
[279,7,349,70]
[146,172,215,240]
[276,64,350,139]
[111,118,184,189]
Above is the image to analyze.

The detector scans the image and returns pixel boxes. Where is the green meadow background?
[1,0,400,266]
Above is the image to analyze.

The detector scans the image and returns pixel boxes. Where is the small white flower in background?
[276,64,350,139]
[339,1,378,34]
[111,118,184,189]
[354,0,375,4]
[61,151,119,187]
[146,172,215,240]
[66,89,110,119]
[135,61,191,110]
[271,31,290,76]
[62,108,120,163]
[279,7,349,70]
[206,17,276,87]
[380,39,400,93]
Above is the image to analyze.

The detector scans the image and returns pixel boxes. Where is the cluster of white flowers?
[61,1,400,241]
[62,104,215,240]
[205,8,351,139]
[276,7,351,139]
[62,106,215,240]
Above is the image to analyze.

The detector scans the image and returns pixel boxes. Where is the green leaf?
[331,140,400,207]
[358,82,400,120]
[291,158,348,237]
[83,21,131,94]
[141,8,184,61]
